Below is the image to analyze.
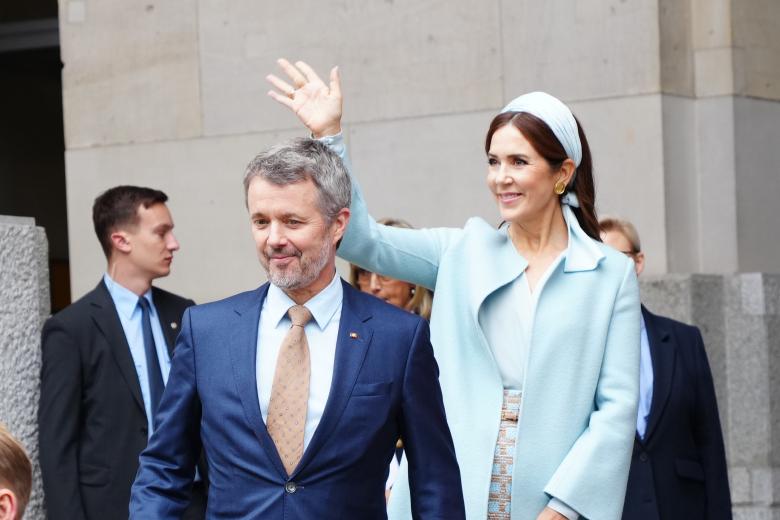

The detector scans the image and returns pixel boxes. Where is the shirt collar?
[103,273,153,320]
[264,271,343,330]
[561,204,606,272]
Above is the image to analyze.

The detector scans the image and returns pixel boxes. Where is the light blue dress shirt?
[103,274,171,437]
[257,271,343,451]
[636,315,653,439]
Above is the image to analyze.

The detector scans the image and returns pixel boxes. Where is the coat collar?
[470,204,605,320]
[639,305,676,445]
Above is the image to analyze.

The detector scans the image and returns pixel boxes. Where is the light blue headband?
[500,91,582,168]
[501,91,582,207]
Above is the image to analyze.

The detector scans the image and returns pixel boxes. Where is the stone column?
[641,274,780,519]
[0,215,49,519]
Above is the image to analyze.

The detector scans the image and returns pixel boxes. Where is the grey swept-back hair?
[243,138,351,222]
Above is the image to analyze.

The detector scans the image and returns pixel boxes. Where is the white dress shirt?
[257,271,342,451]
[478,250,580,520]
[103,273,171,437]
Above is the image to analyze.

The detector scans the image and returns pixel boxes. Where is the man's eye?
[254,219,268,226]
[288,220,301,226]
[487,157,498,166]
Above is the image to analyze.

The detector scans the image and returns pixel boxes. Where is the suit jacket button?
[639,453,648,462]
[285,481,297,494]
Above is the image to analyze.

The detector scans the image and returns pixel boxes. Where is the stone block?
[731,466,752,504]
[501,0,660,102]
[0,217,50,519]
[198,0,503,136]
[346,111,498,231]
[734,97,780,273]
[661,95,739,273]
[659,0,694,96]
[732,0,780,101]
[59,0,202,148]
[65,129,302,303]
[568,95,667,274]
[694,47,734,97]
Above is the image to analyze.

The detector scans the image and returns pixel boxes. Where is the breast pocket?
[351,381,393,397]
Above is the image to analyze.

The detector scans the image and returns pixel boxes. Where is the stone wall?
[0,216,49,519]
[641,274,780,519]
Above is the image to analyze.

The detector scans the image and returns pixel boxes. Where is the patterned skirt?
[487,389,522,519]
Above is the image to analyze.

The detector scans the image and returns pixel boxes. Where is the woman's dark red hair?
[484,112,601,240]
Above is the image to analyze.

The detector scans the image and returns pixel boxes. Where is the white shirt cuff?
[548,497,580,520]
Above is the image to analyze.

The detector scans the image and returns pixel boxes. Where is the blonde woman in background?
[350,218,433,321]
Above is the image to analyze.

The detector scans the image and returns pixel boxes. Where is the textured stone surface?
[0,218,49,520]
[65,130,301,302]
[198,0,503,137]
[501,0,660,102]
[642,273,780,517]
[59,0,202,148]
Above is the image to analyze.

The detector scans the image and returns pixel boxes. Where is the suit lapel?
[152,288,177,357]
[641,306,676,444]
[228,284,287,477]
[292,281,373,477]
[89,281,145,414]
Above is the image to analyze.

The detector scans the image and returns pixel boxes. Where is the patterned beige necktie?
[266,304,313,475]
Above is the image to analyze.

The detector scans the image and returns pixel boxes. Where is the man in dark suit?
[39,186,206,520]
[130,138,465,519]
[601,218,732,520]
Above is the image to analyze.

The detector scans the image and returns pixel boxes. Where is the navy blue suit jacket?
[622,306,731,519]
[130,280,465,519]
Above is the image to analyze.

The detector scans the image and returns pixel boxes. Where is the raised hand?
[266,58,343,138]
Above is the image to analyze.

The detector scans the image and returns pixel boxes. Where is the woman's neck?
[508,204,569,260]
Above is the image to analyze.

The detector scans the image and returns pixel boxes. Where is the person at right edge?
[600,217,732,520]
[267,59,641,520]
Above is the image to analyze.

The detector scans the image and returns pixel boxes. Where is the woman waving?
[267,59,640,520]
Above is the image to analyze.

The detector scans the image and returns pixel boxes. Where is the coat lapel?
[89,281,145,414]
[227,284,288,477]
[641,306,676,444]
[292,281,372,477]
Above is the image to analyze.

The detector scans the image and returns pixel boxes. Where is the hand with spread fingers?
[266,58,343,138]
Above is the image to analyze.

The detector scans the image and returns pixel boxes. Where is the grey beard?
[265,238,332,290]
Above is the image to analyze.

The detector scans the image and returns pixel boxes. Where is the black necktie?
[138,297,165,429]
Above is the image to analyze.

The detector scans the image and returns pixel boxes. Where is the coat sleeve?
[38,317,88,520]
[543,259,641,520]
[321,133,462,291]
[691,328,733,519]
[130,308,202,519]
[401,319,466,520]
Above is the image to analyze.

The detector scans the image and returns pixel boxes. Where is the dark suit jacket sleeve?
[400,319,466,520]
[691,328,732,518]
[38,317,88,520]
[130,308,202,520]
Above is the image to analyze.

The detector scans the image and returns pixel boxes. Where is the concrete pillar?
[0,215,49,519]
[641,274,780,519]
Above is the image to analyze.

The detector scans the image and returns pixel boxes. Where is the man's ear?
[331,208,351,244]
[0,488,18,520]
[110,230,132,254]
[633,251,646,277]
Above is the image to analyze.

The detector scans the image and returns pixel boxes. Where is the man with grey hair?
[130,138,465,519]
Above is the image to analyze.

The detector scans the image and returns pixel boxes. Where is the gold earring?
[554,180,566,195]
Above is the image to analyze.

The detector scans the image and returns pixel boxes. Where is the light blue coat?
[324,134,641,519]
